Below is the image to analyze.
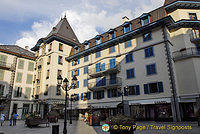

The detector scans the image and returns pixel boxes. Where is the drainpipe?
[162,26,181,122]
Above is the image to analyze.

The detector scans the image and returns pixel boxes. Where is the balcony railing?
[88,77,122,91]
[0,61,15,70]
[88,62,121,78]
[190,30,200,44]
[172,47,200,61]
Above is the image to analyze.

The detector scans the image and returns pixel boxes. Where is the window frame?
[126,68,135,79]
[146,63,157,76]
[59,43,63,51]
[58,56,63,65]
[109,46,115,54]
[95,51,101,58]
[143,32,152,42]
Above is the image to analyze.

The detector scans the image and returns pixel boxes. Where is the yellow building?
[31,0,200,121]
[0,45,35,119]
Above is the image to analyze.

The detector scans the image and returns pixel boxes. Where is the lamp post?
[69,93,77,124]
[121,85,129,115]
[57,75,77,134]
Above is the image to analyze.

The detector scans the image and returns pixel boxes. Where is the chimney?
[25,46,29,50]
[122,16,129,23]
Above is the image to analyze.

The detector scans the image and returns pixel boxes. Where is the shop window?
[143,32,152,42]
[146,64,156,75]
[59,43,63,51]
[145,46,154,58]
[124,40,132,48]
[126,53,133,63]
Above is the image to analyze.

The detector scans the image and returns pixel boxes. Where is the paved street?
[0,120,200,134]
[0,120,97,134]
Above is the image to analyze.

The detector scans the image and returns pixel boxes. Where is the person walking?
[0,112,5,126]
[10,113,14,126]
[13,112,18,126]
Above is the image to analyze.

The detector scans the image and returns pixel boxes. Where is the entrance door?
[21,104,30,119]
[12,104,18,114]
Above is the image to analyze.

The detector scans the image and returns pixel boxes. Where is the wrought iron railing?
[172,47,200,61]
[88,77,122,90]
[88,62,121,76]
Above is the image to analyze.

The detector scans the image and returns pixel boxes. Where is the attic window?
[95,35,101,45]
[122,22,131,33]
[83,41,89,49]
[74,46,79,54]
[108,29,115,39]
[140,13,151,26]
[53,27,57,31]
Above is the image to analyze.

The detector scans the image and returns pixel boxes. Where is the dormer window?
[140,13,151,26]
[95,35,101,45]
[74,46,79,54]
[123,22,131,33]
[108,29,116,40]
[83,41,89,49]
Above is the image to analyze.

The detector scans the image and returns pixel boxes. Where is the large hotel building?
[0,0,200,121]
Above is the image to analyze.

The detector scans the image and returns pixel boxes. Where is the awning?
[129,98,171,105]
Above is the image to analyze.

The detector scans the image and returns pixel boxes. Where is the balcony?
[172,47,200,61]
[88,62,121,78]
[88,77,122,91]
[190,30,200,44]
[0,61,15,71]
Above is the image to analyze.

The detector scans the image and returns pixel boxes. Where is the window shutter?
[81,93,83,100]
[158,82,164,93]
[107,89,111,98]
[124,42,127,48]
[136,85,140,95]
[71,71,73,77]
[93,92,97,99]
[76,94,79,101]
[88,92,91,100]
[77,81,79,88]
[124,87,128,96]
[150,47,154,56]
[77,69,79,76]
[101,90,104,98]
[144,84,149,94]
[14,86,17,97]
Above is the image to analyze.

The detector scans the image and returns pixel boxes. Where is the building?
[0,45,35,119]
[29,0,200,122]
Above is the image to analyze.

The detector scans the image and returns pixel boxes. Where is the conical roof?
[46,17,80,45]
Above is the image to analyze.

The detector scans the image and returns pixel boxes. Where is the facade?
[0,0,196,121]
[0,45,35,119]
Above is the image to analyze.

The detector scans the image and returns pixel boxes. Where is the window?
[56,85,61,95]
[28,62,34,71]
[189,13,197,20]
[58,56,63,65]
[75,69,79,76]
[128,85,140,95]
[145,47,154,58]
[96,77,106,87]
[95,51,101,58]
[44,85,48,96]
[0,55,7,66]
[24,87,31,99]
[42,46,46,55]
[107,89,118,98]
[46,70,50,79]
[18,59,24,69]
[95,63,105,72]
[26,74,33,84]
[124,40,132,48]
[144,82,164,94]
[84,79,88,87]
[124,24,131,33]
[0,69,4,80]
[14,86,22,97]
[74,46,79,54]
[109,46,115,54]
[143,32,152,42]
[126,53,133,63]
[96,38,101,45]
[141,16,150,26]
[84,43,89,49]
[146,64,156,75]
[84,55,89,62]
[93,90,104,99]
[84,66,88,74]
[59,43,63,51]
[16,72,22,83]
[109,58,116,69]
[57,70,62,77]
[0,84,5,96]
[81,92,91,100]
[47,56,51,65]
[49,43,52,52]
[126,68,135,79]
[73,81,79,89]
[109,32,115,39]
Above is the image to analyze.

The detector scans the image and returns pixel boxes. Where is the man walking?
[0,112,5,126]
[13,112,18,126]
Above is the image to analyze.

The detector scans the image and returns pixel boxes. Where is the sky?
[0,0,164,49]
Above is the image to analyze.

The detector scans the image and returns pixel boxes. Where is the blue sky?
[0,0,164,49]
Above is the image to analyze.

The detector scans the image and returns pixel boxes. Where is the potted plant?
[106,114,136,134]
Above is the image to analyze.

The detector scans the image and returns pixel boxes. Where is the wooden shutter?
[144,84,149,94]
[136,85,140,95]
[81,93,83,100]
[158,82,164,93]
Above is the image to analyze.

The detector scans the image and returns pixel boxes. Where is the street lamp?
[69,93,77,124]
[57,75,77,134]
[120,85,129,115]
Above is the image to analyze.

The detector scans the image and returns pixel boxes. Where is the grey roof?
[46,17,80,45]
[0,45,35,59]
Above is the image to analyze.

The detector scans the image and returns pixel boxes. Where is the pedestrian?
[10,113,14,126]
[13,112,19,126]
[0,112,5,126]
